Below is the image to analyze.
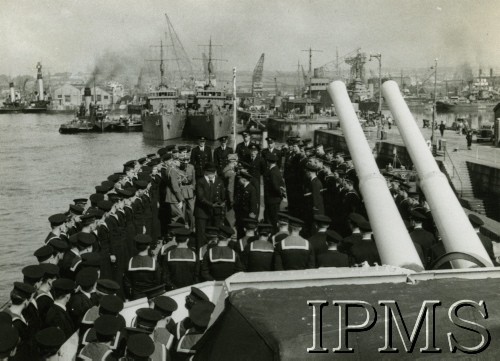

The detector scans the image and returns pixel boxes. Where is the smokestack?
[479,68,482,78]
[84,87,92,114]
[37,62,44,101]
[490,68,493,78]
[9,82,15,102]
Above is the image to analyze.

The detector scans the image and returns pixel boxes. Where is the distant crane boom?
[252,53,265,97]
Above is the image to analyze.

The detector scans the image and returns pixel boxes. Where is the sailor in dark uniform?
[469,214,496,264]
[263,152,285,234]
[274,217,315,270]
[124,234,162,301]
[235,130,252,160]
[245,143,266,209]
[0,323,19,360]
[36,264,59,318]
[316,230,350,268]
[201,225,244,281]
[190,137,213,179]
[175,287,210,342]
[350,220,381,266]
[233,171,258,239]
[261,137,282,168]
[60,232,95,280]
[44,213,68,245]
[198,226,219,262]
[34,327,66,361]
[122,333,155,361]
[43,278,76,341]
[307,215,331,265]
[229,218,258,254]
[130,308,167,361]
[81,295,125,339]
[151,296,178,350]
[163,228,198,290]
[19,265,44,345]
[342,178,362,218]
[79,315,121,360]
[409,209,436,267]
[4,282,35,345]
[68,268,98,326]
[173,300,215,361]
[213,136,233,175]
[339,213,365,256]
[242,223,275,272]
[271,212,289,246]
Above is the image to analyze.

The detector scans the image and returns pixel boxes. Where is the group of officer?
[1,131,497,359]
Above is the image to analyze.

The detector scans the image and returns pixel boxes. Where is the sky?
[1,0,500,77]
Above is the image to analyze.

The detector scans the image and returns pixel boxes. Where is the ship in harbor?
[0,82,25,113]
[183,38,233,140]
[22,62,50,113]
[141,40,187,141]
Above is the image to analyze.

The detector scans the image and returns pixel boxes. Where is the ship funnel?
[37,62,44,101]
[490,68,493,78]
[327,81,424,271]
[84,87,92,113]
[382,81,493,268]
[9,82,15,102]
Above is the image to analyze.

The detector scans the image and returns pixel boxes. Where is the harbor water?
[0,107,495,305]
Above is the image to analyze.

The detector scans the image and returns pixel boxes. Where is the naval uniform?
[163,247,198,289]
[233,182,258,239]
[235,141,251,161]
[307,230,329,266]
[263,164,284,233]
[214,145,233,175]
[316,249,350,268]
[274,236,315,271]
[123,255,162,300]
[242,240,275,272]
[44,302,75,341]
[79,342,113,360]
[190,146,213,179]
[303,176,324,237]
[350,238,381,266]
[36,291,54,319]
[172,327,205,361]
[68,290,95,326]
[410,227,436,266]
[245,153,266,207]
[59,249,82,280]
[200,246,244,281]
[261,147,282,168]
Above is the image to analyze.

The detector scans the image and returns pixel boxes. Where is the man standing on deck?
[165,155,185,223]
[261,137,282,168]
[194,163,226,250]
[214,136,233,175]
[263,153,285,233]
[233,171,258,239]
[190,137,213,179]
[235,130,252,160]
[274,217,315,271]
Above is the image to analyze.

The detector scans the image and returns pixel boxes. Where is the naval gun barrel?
[327,81,424,271]
[382,80,493,268]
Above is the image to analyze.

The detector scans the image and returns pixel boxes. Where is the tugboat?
[0,82,25,113]
[183,38,233,140]
[22,62,50,113]
[142,41,186,140]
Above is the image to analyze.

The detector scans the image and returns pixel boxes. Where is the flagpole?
[233,67,237,150]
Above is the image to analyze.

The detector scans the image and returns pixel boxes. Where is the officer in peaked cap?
[262,136,282,168]
[152,295,178,333]
[214,135,234,175]
[35,327,65,359]
[263,149,285,234]
[468,214,495,263]
[134,308,163,332]
[316,230,350,268]
[190,136,213,179]
[236,130,252,160]
[234,169,258,239]
[185,286,209,310]
[95,279,120,297]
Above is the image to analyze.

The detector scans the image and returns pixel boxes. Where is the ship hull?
[142,112,186,140]
[22,107,48,113]
[184,111,233,140]
[436,101,496,113]
[0,107,24,114]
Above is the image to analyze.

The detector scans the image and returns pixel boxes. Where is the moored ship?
[183,38,233,140]
[0,82,25,113]
[22,62,50,113]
